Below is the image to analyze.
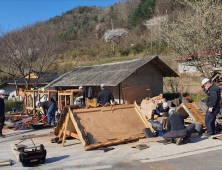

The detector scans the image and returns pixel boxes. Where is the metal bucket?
[194,122,203,134]
[142,128,154,138]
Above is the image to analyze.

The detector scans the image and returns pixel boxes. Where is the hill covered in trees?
[1,0,220,86]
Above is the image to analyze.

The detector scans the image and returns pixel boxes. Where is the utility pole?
[111,18,114,52]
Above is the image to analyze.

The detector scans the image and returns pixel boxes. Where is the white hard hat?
[162,102,169,109]
[0,89,6,95]
[101,84,106,88]
[79,86,83,89]
[36,101,40,107]
[202,78,210,85]
[169,108,176,115]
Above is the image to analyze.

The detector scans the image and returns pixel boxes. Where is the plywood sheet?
[74,106,146,143]
[55,104,155,150]
[122,84,151,104]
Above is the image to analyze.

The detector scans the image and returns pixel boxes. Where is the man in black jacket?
[36,99,57,126]
[201,78,221,136]
[163,109,195,145]
[0,90,6,138]
[97,84,115,106]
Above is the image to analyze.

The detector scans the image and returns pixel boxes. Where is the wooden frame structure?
[54,102,156,150]
[38,90,58,102]
[58,89,81,111]
[25,90,39,115]
[25,90,58,115]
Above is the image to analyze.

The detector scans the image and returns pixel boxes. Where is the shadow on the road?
[45,155,70,164]
[191,136,208,143]
[64,142,81,147]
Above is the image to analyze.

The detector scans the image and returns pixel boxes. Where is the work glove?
[208,107,213,113]
[160,113,164,116]
[43,116,47,120]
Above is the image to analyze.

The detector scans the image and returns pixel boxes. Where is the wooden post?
[62,111,70,147]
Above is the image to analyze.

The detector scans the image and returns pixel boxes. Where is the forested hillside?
[1,0,220,87]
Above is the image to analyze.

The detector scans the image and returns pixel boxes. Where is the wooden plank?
[69,108,87,147]
[185,103,205,126]
[210,134,222,139]
[139,137,164,143]
[122,84,152,104]
[192,102,205,117]
[58,123,65,139]
[10,143,19,161]
[65,130,80,139]
[134,101,156,135]
[62,112,70,147]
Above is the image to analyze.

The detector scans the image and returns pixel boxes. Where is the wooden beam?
[62,111,70,147]
[134,101,156,135]
[65,130,80,139]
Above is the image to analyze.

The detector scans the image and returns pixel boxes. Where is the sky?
[0,0,118,33]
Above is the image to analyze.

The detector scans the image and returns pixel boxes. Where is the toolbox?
[15,138,47,167]
[150,121,165,137]
[150,121,163,131]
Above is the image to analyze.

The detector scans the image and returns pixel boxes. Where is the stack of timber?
[177,102,206,127]
[141,94,165,119]
[54,102,156,150]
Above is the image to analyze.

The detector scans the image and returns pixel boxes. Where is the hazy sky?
[0,0,118,32]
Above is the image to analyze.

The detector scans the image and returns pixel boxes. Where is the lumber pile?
[140,94,165,119]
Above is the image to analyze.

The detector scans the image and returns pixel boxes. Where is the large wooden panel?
[76,107,146,143]
[122,84,151,104]
[55,104,155,150]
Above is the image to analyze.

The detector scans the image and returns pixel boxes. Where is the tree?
[128,0,156,27]
[0,26,60,90]
[103,29,129,51]
[160,0,222,78]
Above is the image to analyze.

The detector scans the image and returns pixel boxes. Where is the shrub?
[5,99,24,112]
[118,47,131,56]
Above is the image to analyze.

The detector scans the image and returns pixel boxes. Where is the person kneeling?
[163,109,195,145]
[151,102,169,120]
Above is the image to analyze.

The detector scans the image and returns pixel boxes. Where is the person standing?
[163,109,195,145]
[77,86,85,107]
[36,99,57,127]
[97,84,115,105]
[201,78,221,137]
[0,90,6,138]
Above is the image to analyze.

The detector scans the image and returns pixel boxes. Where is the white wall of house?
[178,61,196,73]
[2,85,17,100]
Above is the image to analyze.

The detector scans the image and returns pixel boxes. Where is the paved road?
[110,148,222,170]
[2,118,222,170]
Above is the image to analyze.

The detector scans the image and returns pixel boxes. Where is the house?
[0,71,59,100]
[175,56,197,73]
[46,56,178,104]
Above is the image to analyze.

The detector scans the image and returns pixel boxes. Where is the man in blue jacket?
[201,78,221,137]
[36,99,57,127]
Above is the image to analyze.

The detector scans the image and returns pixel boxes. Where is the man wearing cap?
[163,109,195,145]
[77,86,85,107]
[151,102,169,120]
[201,78,221,137]
[97,84,115,106]
[36,99,57,127]
[0,90,6,138]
